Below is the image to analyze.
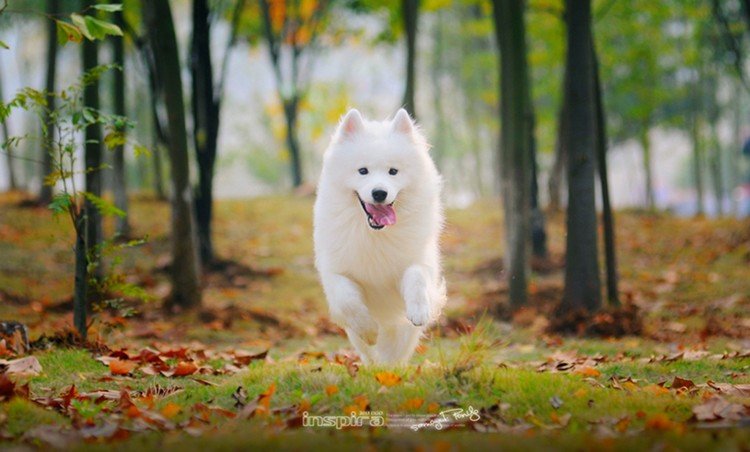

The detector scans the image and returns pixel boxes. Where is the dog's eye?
[389,168,398,176]
[358,168,368,175]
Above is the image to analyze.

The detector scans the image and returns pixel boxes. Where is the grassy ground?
[1,192,749,450]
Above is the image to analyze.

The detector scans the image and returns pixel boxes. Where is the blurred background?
[1,0,748,216]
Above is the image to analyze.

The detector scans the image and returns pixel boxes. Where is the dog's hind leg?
[373,324,422,364]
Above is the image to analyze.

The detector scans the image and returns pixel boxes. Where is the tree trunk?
[640,131,655,210]
[73,213,88,340]
[561,0,601,313]
[39,0,59,204]
[691,113,705,216]
[402,0,419,118]
[709,124,724,216]
[191,0,220,264]
[492,0,531,308]
[82,10,103,281]
[283,98,303,188]
[548,70,569,212]
[112,10,130,237]
[143,0,202,309]
[0,67,16,191]
[592,39,618,306]
[430,9,447,169]
[527,82,547,258]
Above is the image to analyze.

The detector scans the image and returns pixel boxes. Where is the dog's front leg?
[401,265,434,327]
[321,273,378,345]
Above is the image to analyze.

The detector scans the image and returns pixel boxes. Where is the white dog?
[313,108,446,364]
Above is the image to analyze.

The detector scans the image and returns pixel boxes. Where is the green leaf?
[0,40,9,50]
[55,21,83,46]
[48,193,73,215]
[93,4,123,12]
[83,192,125,218]
[84,16,123,40]
[70,14,94,40]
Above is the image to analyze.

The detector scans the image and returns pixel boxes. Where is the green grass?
[1,193,749,449]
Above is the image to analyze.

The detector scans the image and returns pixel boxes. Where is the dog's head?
[324,108,430,230]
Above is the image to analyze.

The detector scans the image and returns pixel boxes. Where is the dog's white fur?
[313,108,446,364]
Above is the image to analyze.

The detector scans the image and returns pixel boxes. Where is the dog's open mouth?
[357,194,396,230]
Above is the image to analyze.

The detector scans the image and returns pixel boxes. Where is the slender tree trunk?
[691,114,705,216]
[0,67,16,191]
[73,214,88,339]
[561,0,601,313]
[39,0,59,204]
[731,84,742,215]
[527,83,547,258]
[82,8,103,281]
[402,0,419,118]
[710,124,724,216]
[549,71,569,212]
[492,0,531,308]
[592,40,618,306]
[640,131,655,210]
[112,10,130,237]
[430,9,447,169]
[283,98,303,188]
[191,0,220,264]
[143,0,202,309]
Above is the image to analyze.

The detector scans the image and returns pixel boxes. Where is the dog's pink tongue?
[365,203,396,226]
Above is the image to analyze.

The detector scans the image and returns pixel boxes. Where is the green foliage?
[55,4,123,46]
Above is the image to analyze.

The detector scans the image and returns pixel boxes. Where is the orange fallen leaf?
[325,385,339,396]
[109,359,136,376]
[645,413,682,432]
[160,402,181,419]
[375,371,402,387]
[427,402,440,413]
[171,361,198,377]
[574,367,601,378]
[401,398,424,411]
[643,384,670,396]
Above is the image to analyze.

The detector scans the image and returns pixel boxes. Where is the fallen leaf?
[109,359,137,376]
[160,402,181,419]
[0,356,42,376]
[375,371,402,387]
[671,376,696,391]
[707,381,750,397]
[401,398,424,411]
[692,395,750,422]
[574,367,601,378]
[325,385,338,396]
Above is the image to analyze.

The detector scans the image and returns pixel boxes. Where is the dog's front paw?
[406,298,430,327]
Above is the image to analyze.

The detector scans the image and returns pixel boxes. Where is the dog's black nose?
[372,189,387,203]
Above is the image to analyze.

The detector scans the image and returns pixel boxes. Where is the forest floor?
[0,192,749,450]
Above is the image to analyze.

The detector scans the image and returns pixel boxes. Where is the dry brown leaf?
[0,356,42,376]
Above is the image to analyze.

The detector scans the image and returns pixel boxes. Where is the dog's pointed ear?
[391,108,414,135]
[337,109,364,140]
